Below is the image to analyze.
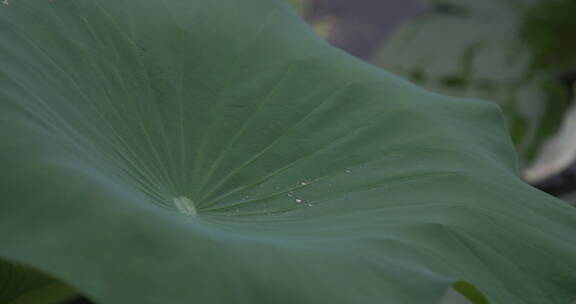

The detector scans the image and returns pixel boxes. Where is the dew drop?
[295,198,304,204]
[345,169,351,173]
[287,192,294,198]
[300,181,307,186]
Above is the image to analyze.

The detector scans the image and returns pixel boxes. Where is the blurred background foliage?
[288,0,576,204]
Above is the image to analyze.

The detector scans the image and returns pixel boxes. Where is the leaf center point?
[173,196,197,216]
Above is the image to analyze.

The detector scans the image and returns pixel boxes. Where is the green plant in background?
[378,0,574,166]
[521,0,576,73]
[519,0,576,199]
[1,0,576,303]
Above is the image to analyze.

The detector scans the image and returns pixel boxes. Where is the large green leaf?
[0,0,575,303]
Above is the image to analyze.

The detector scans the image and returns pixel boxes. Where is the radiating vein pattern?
[0,1,576,304]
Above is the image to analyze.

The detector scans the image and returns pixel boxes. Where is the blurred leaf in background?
[376,0,575,167]
[521,0,576,73]
[520,0,576,191]
[0,261,75,304]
